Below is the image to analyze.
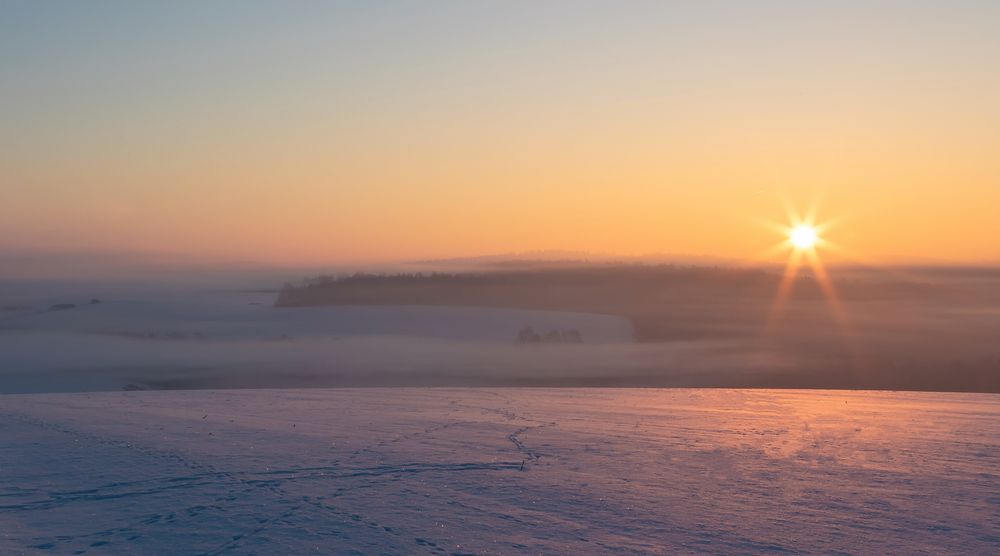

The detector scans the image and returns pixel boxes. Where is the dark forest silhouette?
[275,264,1000,392]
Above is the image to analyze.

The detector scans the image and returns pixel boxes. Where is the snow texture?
[1,388,997,554]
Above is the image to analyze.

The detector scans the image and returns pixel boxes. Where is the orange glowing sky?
[3,2,999,266]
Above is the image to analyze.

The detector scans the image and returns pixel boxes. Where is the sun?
[790,225,818,250]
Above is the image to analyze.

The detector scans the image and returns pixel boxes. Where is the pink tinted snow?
[0,388,997,554]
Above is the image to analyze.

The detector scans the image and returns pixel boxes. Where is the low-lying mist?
[0,333,786,393]
[2,264,999,394]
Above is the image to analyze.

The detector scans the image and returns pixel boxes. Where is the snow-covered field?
[1,288,644,393]
[1,388,997,554]
[0,289,634,343]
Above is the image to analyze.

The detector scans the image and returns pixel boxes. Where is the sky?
[2,1,999,266]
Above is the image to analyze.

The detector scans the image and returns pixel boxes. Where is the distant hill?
[275,264,946,340]
[408,251,743,270]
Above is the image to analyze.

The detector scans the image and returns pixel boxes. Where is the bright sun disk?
[790,225,818,249]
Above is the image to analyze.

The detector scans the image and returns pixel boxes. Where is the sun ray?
[765,248,803,329]
[760,201,865,375]
[803,248,848,327]
[778,193,802,227]
[755,217,795,236]
[803,191,824,226]
[812,215,843,235]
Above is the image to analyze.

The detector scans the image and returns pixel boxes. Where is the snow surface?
[0,289,634,343]
[1,388,997,554]
[1,289,647,393]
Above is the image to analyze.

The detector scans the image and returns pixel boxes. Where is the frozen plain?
[1,388,997,555]
[0,288,654,393]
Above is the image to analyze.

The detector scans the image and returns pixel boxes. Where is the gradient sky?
[3,1,999,265]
